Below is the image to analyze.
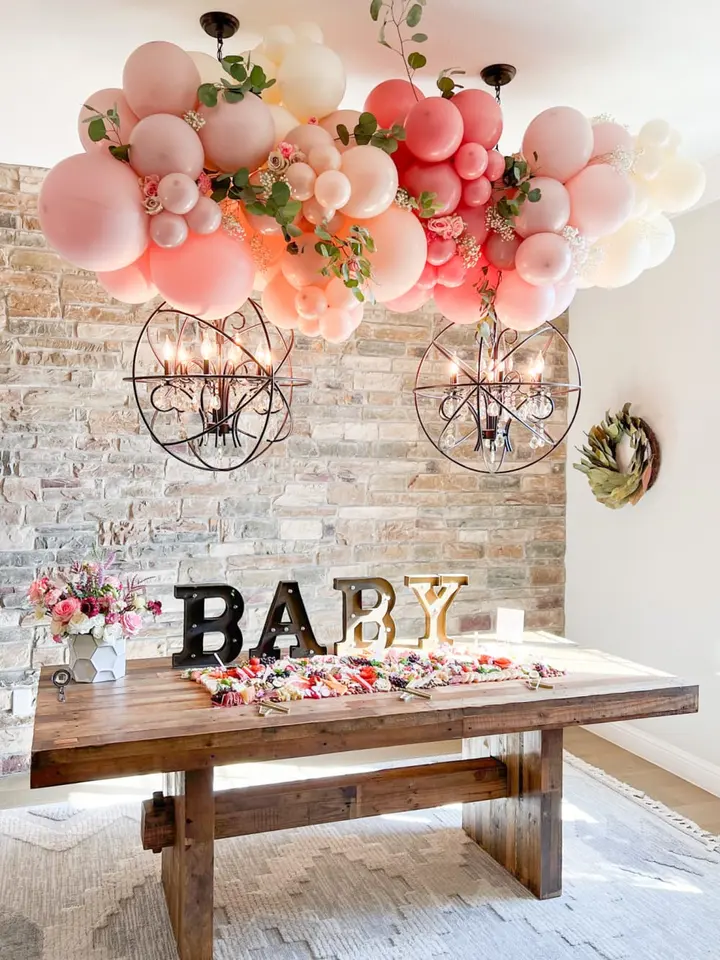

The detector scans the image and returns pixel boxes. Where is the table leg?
[161,769,215,959]
[462,728,563,900]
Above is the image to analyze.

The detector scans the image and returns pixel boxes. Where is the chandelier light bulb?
[257,346,272,372]
[530,353,545,381]
[200,336,214,361]
[449,360,459,385]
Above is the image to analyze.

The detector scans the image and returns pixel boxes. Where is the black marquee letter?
[251,581,332,659]
[172,583,244,669]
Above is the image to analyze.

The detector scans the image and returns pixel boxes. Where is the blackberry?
[406,653,421,664]
[348,656,373,667]
[260,654,277,666]
[389,675,408,689]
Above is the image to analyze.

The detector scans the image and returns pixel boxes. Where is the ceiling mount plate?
[200,11,240,40]
[480,63,517,89]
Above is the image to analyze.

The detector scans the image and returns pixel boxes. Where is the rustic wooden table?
[31,643,698,960]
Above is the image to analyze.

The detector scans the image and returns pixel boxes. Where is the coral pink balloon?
[302,197,333,226]
[453,89,503,149]
[360,205,427,303]
[185,196,222,235]
[494,271,554,331]
[286,162,317,202]
[457,204,489,246]
[320,307,355,343]
[150,211,188,249]
[319,110,361,153]
[96,250,156,304]
[591,121,634,161]
[515,177,570,238]
[78,89,138,152]
[462,177,492,207]
[364,79,425,129]
[453,142,488,181]
[308,144,342,173]
[287,124,335,156]
[437,255,467,288]
[523,106,593,183]
[485,150,505,181]
[486,232,521,270]
[384,284,432,313]
[262,272,300,330]
[199,96,275,173]
[405,98,464,162]
[427,237,456,267]
[281,233,331,289]
[433,275,487,325]
[149,230,254,320]
[339,146,398,218]
[403,162,462,216]
[38,153,148,271]
[129,114,204,179]
[348,300,364,330]
[566,163,634,239]
[298,315,321,337]
[315,170,352,209]
[158,173,199,215]
[326,276,356,310]
[122,42,200,120]
[515,233,572,287]
[295,286,329,320]
[416,262,438,289]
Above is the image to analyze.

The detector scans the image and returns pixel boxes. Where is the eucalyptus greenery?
[396,187,440,218]
[313,224,376,302]
[370,0,428,90]
[436,67,466,99]
[197,54,275,108]
[336,112,406,155]
[81,104,130,162]
[473,265,499,324]
[210,169,303,242]
[493,154,542,222]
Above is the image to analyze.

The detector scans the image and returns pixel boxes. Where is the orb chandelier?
[126,299,308,471]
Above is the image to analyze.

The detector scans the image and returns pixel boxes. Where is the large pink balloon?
[591,121,634,161]
[122,42,200,120]
[96,249,156,304]
[339,146,398,219]
[364,80,425,129]
[199,96,276,173]
[405,98,464,162]
[281,233,331,289]
[452,89,503,149]
[320,307,355,343]
[149,230,254,319]
[494,271,554,331]
[523,107,593,183]
[549,277,577,319]
[38,153,148,271]
[262,273,301,330]
[320,110,362,153]
[78,89,138,152]
[433,275,486,325]
[129,114,204,179]
[403,162,462,215]
[384,284,432,314]
[566,164,634,239]
[286,123,335,156]
[515,177,570,237]
[360,205,427,303]
[515,233,572,286]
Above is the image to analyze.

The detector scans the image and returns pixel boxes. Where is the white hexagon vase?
[68,633,126,683]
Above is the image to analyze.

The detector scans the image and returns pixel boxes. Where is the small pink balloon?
[453,89,503,149]
[427,237,457,267]
[436,255,467,288]
[246,210,283,235]
[515,233,572,286]
[326,277,356,310]
[485,150,506,181]
[199,96,276,173]
[150,211,189,249]
[320,307,355,343]
[123,42,200,119]
[523,106,593,183]
[515,177,570,237]
[157,173,199,215]
[262,272,300,330]
[308,144,342,173]
[462,177,492,207]
[403,162,462,216]
[298,315,322,337]
[591,121,634,161]
[363,79,425,129]
[457,204,489,246]
[416,262,438,289]
[281,232,330,289]
[315,170,352,210]
[303,197,334,226]
[453,142,488,181]
[362,204,427,304]
[319,110,362,153]
[486,232,521,270]
[129,114,204,179]
[566,163,634,239]
[405,98,464,163]
[494,271,554,331]
[295,285,329,320]
[96,250,156,304]
[384,284,432,313]
[287,123,335,156]
[185,196,222,235]
[286,162,317,202]
[339,146,398,219]
[78,89,138,152]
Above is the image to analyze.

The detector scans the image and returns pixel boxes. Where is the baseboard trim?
[585,722,720,799]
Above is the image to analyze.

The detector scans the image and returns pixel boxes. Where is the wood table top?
[30,641,698,788]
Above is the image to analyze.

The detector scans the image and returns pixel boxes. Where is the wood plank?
[462,729,563,900]
[142,756,508,850]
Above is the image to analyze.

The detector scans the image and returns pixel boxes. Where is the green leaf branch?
[82,104,130,162]
[197,54,276,108]
[336,112,406,154]
[490,154,542,228]
[371,0,428,92]
[396,187,440,218]
[210,168,302,242]
[312,224,376,302]
[436,67,466,99]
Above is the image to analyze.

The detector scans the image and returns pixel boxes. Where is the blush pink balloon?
[78,89,138,152]
[416,262,438,289]
[246,211,282,235]
[453,142,488,181]
[523,106,593,183]
[281,233,331,289]
[515,233,572,286]
[549,277,578,320]
[287,123,335,156]
[326,276,356,310]
[315,170,352,209]
[384,284,432,313]
[433,276,486,325]
[320,307,355,343]
[122,42,200,119]
[38,153,148,271]
[150,211,188,249]
[298,315,321,337]
[485,232,521,270]
[339,146,398,218]
[199,96,275,173]
[302,197,334,226]
[149,230,255,319]
[308,144,342,173]
[286,162,317,202]
[591,121,634,161]
[319,110,362,153]
[452,89,503,149]
[348,301,364,331]
[129,114,204,179]
[457,204,489,246]
[566,163,634,239]
[403,162,462,216]
[485,150,506,181]
[295,285,329,320]
[436,255,467,288]
[96,250,156,304]
[364,79,425,129]
[427,237,457,266]
[494,271,554,331]
[185,196,222,235]
[515,177,570,237]
[405,98,464,162]
[462,177,492,207]
[158,173,199,215]
[262,273,300,330]
[361,204,427,303]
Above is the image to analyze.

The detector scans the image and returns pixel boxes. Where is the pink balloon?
[427,237,457,267]
[287,162,317,201]
[38,153,148,271]
[403,162,462,216]
[433,275,487,325]
[308,145,342,173]
[436,255,467,288]
[319,110,362,153]
[78,89,138,153]
[199,96,276,174]
[96,250,156,304]
[262,272,300,330]
[453,89,503,149]
[494,271,554,331]
[453,142,488,180]
[150,230,255,319]
[457,204,489,246]
[122,42,200,120]
[523,107,593,183]
[287,124,335,156]
[549,277,577,320]
[384,284,432,313]
[295,285,329,320]
[363,79,425,129]
[462,177,492,207]
[591,121,634,161]
[566,164,634,239]
[320,307,355,343]
[315,170,352,209]
[185,196,222,235]
[281,233,330,289]
[360,205,427,303]
[246,211,282,235]
[486,232,521,270]
[405,98,464,162]
[485,150,506,181]
[416,262,438,289]
[150,211,188,249]
[515,233,572,286]
[158,173,199,215]
[302,197,333,226]
[339,146,398,219]
[326,276,356,310]
[298,315,322,337]
[129,114,204,179]
[347,300,364,330]
[515,177,570,237]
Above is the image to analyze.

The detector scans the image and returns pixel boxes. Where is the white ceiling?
[2,0,720,186]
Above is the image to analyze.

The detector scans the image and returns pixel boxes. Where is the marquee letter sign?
[333,577,396,651]
[251,581,331,659]
[172,583,244,669]
[404,574,468,648]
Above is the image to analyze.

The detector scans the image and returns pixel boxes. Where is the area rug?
[0,755,718,960]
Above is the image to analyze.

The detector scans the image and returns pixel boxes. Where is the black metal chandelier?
[126,300,309,471]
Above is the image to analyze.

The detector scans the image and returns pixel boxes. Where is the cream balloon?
[260,25,296,64]
[268,105,300,142]
[339,146,398,219]
[638,118,671,149]
[249,51,281,105]
[278,43,346,122]
[644,214,675,269]
[648,156,706,213]
[634,142,664,180]
[295,21,324,44]
[187,51,225,85]
[593,220,650,289]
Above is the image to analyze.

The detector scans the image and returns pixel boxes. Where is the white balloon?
[294,21,324,44]
[249,51,282,104]
[638,118,671,149]
[593,220,650,289]
[665,129,682,154]
[649,155,706,213]
[268,105,299,142]
[644,214,675,269]
[260,25,296,64]
[634,142,664,180]
[278,42,346,122]
[187,50,225,85]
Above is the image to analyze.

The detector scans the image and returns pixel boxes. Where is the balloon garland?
[38,5,706,344]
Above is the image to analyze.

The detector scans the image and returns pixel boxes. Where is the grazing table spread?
[31,639,698,960]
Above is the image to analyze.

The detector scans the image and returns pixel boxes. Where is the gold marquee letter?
[333,578,396,651]
[404,574,468,648]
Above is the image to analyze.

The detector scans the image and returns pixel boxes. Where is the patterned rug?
[0,755,718,960]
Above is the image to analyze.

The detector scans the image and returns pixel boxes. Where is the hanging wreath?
[574,403,660,509]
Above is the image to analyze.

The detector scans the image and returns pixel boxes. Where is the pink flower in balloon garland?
[307,117,319,125]
[139,175,163,216]
[427,215,465,241]
[197,172,213,197]
[278,141,295,160]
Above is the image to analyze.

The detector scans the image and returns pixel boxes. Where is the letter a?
[333,577,396,651]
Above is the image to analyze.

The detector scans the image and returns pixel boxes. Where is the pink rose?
[428,215,465,241]
[52,597,81,623]
[139,174,160,198]
[278,141,295,159]
[45,588,61,607]
[197,172,213,196]
[120,612,143,637]
[28,577,50,604]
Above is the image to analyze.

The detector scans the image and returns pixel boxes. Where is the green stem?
[387,0,420,97]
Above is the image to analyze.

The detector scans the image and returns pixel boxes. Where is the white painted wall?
[566,199,720,786]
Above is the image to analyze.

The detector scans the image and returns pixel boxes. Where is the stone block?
[279,519,323,541]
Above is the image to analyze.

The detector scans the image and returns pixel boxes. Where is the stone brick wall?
[0,164,566,775]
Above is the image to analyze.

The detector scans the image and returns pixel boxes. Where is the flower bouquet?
[28,554,162,683]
